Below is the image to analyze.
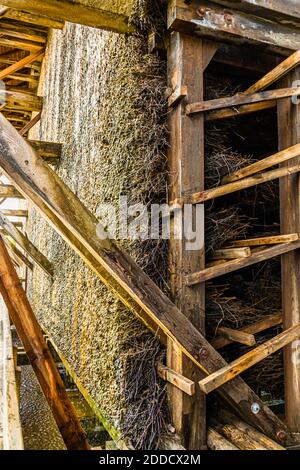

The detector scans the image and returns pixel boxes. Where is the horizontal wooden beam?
[28,139,62,161]
[212,247,251,260]
[168,0,300,54]
[210,1,300,26]
[216,327,256,347]
[199,323,300,394]
[222,144,300,184]
[186,240,300,285]
[4,9,64,29]
[0,113,290,443]
[227,234,299,248]
[0,49,44,81]
[157,362,195,396]
[0,90,42,111]
[211,313,283,350]
[0,209,28,217]
[0,212,53,277]
[206,100,276,121]
[186,87,300,115]
[0,0,136,34]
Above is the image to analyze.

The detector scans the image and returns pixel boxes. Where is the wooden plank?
[0,185,23,199]
[209,417,269,450]
[19,111,41,136]
[210,1,300,26]
[28,139,62,161]
[0,36,43,52]
[0,114,291,444]
[212,313,283,350]
[0,90,42,112]
[167,32,206,450]
[206,100,276,121]
[157,363,195,396]
[216,327,256,346]
[227,234,299,248]
[0,209,28,217]
[3,10,64,29]
[0,49,44,81]
[0,297,24,450]
[168,0,300,54]
[186,87,300,115]
[0,212,53,277]
[5,239,33,270]
[278,69,300,432]
[207,427,238,450]
[0,237,90,450]
[222,144,300,184]
[212,247,251,260]
[0,0,136,34]
[246,49,300,94]
[186,240,300,285]
[199,323,300,394]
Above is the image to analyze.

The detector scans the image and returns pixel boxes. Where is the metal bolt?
[276,431,287,442]
[199,347,209,359]
[251,402,261,414]
[224,14,233,25]
[196,7,207,18]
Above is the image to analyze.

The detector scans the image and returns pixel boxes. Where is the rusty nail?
[199,347,209,359]
[276,431,287,442]
[196,7,207,18]
[224,14,233,24]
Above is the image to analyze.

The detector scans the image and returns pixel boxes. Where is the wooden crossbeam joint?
[157,362,195,396]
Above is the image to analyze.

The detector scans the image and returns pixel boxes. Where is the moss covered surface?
[27,6,168,448]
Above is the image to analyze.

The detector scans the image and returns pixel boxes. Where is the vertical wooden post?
[278,69,300,433]
[0,236,90,450]
[167,32,215,449]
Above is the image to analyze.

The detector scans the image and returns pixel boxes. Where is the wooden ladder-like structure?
[1,0,300,451]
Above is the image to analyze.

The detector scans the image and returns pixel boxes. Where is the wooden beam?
[278,69,300,432]
[0,184,23,199]
[227,234,299,248]
[211,247,251,260]
[216,327,256,347]
[0,209,28,217]
[206,100,276,121]
[157,363,196,396]
[199,323,300,394]
[186,240,300,285]
[168,0,300,54]
[0,212,53,277]
[211,313,283,350]
[0,0,136,34]
[186,87,300,115]
[19,111,41,136]
[5,238,33,270]
[207,427,238,450]
[0,237,90,450]
[28,139,62,161]
[3,9,64,29]
[0,114,290,444]
[0,49,44,81]
[0,90,42,112]
[222,144,300,184]
[210,1,300,26]
[186,163,300,204]
[167,32,206,450]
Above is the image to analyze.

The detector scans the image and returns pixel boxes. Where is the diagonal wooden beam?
[0,113,291,444]
[186,240,300,285]
[0,49,44,82]
[19,111,41,136]
[0,184,23,199]
[0,211,53,277]
[4,238,33,270]
[199,323,300,394]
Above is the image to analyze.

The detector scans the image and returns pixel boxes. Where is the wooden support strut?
[0,236,90,450]
[0,114,291,444]
[157,363,195,396]
[199,323,300,394]
[0,49,44,82]
[227,234,299,248]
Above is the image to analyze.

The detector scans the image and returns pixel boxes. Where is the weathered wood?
[206,100,276,121]
[211,247,251,260]
[0,209,28,217]
[278,69,300,432]
[0,184,23,199]
[5,239,33,270]
[227,234,299,248]
[0,36,43,52]
[0,0,136,34]
[209,417,269,450]
[168,85,188,108]
[28,139,62,161]
[0,296,24,450]
[0,212,53,277]
[222,144,300,184]
[0,49,44,81]
[212,313,283,350]
[0,237,90,450]
[218,409,286,451]
[0,114,291,444]
[207,427,238,450]
[186,240,300,285]
[168,0,300,54]
[186,87,300,115]
[188,163,300,204]
[167,32,206,450]
[0,90,42,112]
[246,49,300,94]
[199,323,300,394]
[211,0,300,26]
[19,111,41,136]
[157,363,195,396]
[4,9,64,29]
[216,327,256,347]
